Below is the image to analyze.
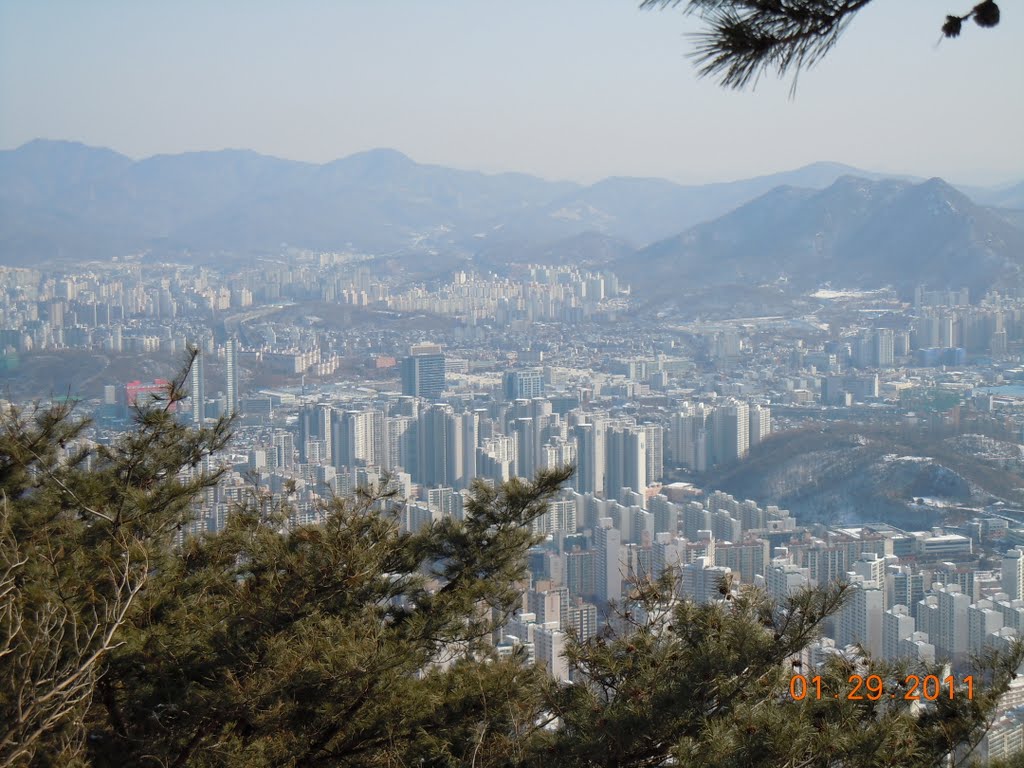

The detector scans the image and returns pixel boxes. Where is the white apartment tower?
[765,558,809,603]
[681,557,732,604]
[712,400,749,466]
[593,518,623,605]
[837,576,884,657]
[969,599,1006,654]
[1002,548,1024,600]
[748,404,771,448]
[643,423,664,485]
[573,421,606,497]
[225,337,239,417]
[190,346,205,426]
[882,605,915,660]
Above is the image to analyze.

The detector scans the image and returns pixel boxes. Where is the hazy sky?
[1,0,1022,186]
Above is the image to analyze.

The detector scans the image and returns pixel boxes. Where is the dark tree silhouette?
[642,0,1002,90]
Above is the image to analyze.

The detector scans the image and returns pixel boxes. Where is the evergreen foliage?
[2,352,1024,767]
[533,573,1024,767]
[1,348,231,766]
[642,0,1002,90]
[87,469,570,767]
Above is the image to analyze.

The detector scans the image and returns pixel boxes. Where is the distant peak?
[6,138,132,163]
[16,138,111,153]
[341,147,414,165]
[796,161,861,173]
[912,177,964,197]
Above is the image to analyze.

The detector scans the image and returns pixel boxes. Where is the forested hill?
[702,423,1024,528]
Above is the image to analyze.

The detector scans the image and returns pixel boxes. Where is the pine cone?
[942,15,963,37]
[973,0,1000,27]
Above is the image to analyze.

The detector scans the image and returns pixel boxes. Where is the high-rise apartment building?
[401,343,446,400]
[968,599,1005,654]
[225,337,239,417]
[605,424,647,497]
[765,557,809,602]
[512,417,536,481]
[503,369,544,401]
[1002,548,1024,600]
[384,415,416,475]
[416,404,451,488]
[891,568,926,619]
[593,518,623,605]
[670,404,710,472]
[837,576,884,657]
[333,409,385,470]
[875,329,895,368]
[712,400,749,466]
[297,403,333,465]
[643,423,664,485]
[573,422,606,497]
[748,404,771,448]
[190,346,205,426]
[681,557,732,604]
[882,605,915,660]
[445,410,478,490]
[566,599,598,642]
[919,584,970,660]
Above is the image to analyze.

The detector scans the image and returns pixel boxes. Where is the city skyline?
[6,1,1024,760]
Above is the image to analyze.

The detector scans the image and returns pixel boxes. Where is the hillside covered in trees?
[2,358,1023,767]
[703,422,1024,528]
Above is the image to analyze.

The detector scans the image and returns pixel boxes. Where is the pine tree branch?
[641,0,1000,90]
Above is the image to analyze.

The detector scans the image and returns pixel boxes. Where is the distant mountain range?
[629,175,1024,299]
[1,140,1022,298]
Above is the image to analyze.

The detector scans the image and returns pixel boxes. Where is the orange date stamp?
[789,674,974,701]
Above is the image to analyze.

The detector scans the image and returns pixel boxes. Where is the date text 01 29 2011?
[789,674,973,701]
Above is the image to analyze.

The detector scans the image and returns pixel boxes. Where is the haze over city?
[2,0,1023,185]
[6,1,1024,766]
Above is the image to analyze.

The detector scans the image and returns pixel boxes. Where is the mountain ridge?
[627,174,1024,300]
[1,140,1021,278]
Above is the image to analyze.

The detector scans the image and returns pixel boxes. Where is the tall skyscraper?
[712,400,749,466]
[934,584,971,659]
[593,518,623,605]
[190,346,205,427]
[606,424,647,497]
[681,557,732,604]
[836,576,884,657]
[624,427,647,496]
[670,404,710,472]
[225,337,240,418]
[478,435,515,486]
[643,423,664,485]
[416,404,451,488]
[273,432,295,471]
[874,329,895,368]
[384,415,416,475]
[765,557,809,603]
[454,410,478,489]
[334,410,380,470]
[573,422,606,496]
[298,403,332,464]
[968,600,1004,654]
[891,567,925,619]
[882,605,915,660]
[512,417,536,481]
[401,343,446,400]
[748,404,771,448]
[1002,548,1024,600]
[503,369,544,401]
